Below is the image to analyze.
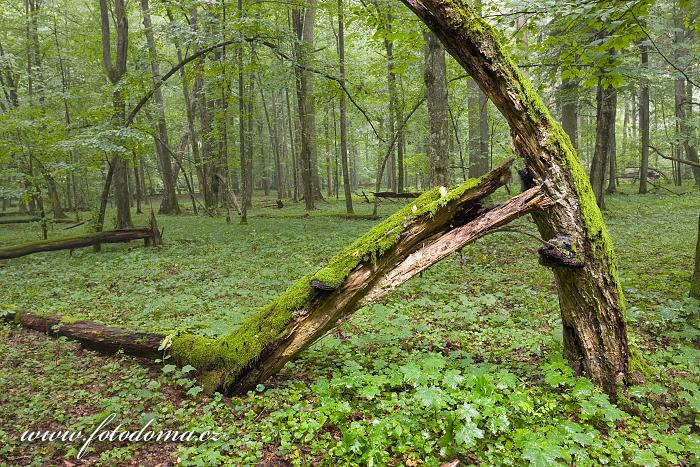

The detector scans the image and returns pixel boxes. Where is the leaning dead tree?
[398,0,629,397]
[0,213,161,260]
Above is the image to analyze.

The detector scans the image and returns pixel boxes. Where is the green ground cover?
[0,185,698,465]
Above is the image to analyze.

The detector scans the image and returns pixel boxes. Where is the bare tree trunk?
[691,213,700,299]
[560,79,579,152]
[468,80,489,178]
[44,174,65,219]
[606,98,618,194]
[285,87,299,201]
[675,79,700,184]
[589,77,616,210]
[383,14,397,192]
[140,0,179,215]
[337,0,353,213]
[98,0,132,230]
[424,31,450,187]
[639,42,650,194]
[292,2,317,210]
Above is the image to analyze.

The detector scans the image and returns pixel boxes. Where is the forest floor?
[0,183,699,466]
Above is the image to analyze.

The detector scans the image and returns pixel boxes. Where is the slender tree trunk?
[606,98,617,194]
[691,213,700,299]
[285,88,299,201]
[292,2,318,210]
[639,43,650,194]
[383,14,398,191]
[98,0,132,230]
[337,0,353,213]
[468,80,489,178]
[424,31,450,187]
[675,79,700,185]
[589,77,616,210]
[560,79,579,151]
[140,0,179,215]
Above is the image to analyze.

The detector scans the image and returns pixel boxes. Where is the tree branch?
[650,144,700,168]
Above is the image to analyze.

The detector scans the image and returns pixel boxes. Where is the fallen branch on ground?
[1,309,165,357]
[0,213,161,260]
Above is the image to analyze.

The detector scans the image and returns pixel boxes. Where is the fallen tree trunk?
[401,0,629,398]
[2,309,165,357]
[0,214,161,260]
[373,191,422,199]
[0,217,76,225]
[232,186,551,393]
[169,162,552,393]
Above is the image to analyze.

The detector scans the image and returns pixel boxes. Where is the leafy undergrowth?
[0,185,699,465]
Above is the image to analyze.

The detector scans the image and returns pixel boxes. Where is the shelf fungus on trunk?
[538,235,585,269]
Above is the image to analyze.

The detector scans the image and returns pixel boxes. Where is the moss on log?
[170,162,526,393]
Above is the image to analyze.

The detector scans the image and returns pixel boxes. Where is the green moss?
[628,345,653,380]
[171,174,489,391]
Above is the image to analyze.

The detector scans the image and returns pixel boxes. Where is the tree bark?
[140,0,179,215]
[424,31,450,187]
[292,2,318,210]
[383,14,398,191]
[98,0,132,230]
[560,79,579,152]
[337,0,354,213]
[0,220,160,259]
[639,42,650,194]
[2,310,165,358]
[589,78,616,209]
[398,0,628,398]
[691,213,700,299]
[606,101,617,194]
[468,80,489,178]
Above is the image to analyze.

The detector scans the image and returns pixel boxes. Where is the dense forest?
[0,0,699,464]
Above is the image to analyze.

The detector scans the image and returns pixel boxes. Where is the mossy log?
[401,0,629,397]
[1,309,166,357]
[170,162,551,394]
[0,215,161,260]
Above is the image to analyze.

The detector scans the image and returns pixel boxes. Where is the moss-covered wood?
[401,0,628,397]
[171,162,532,393]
